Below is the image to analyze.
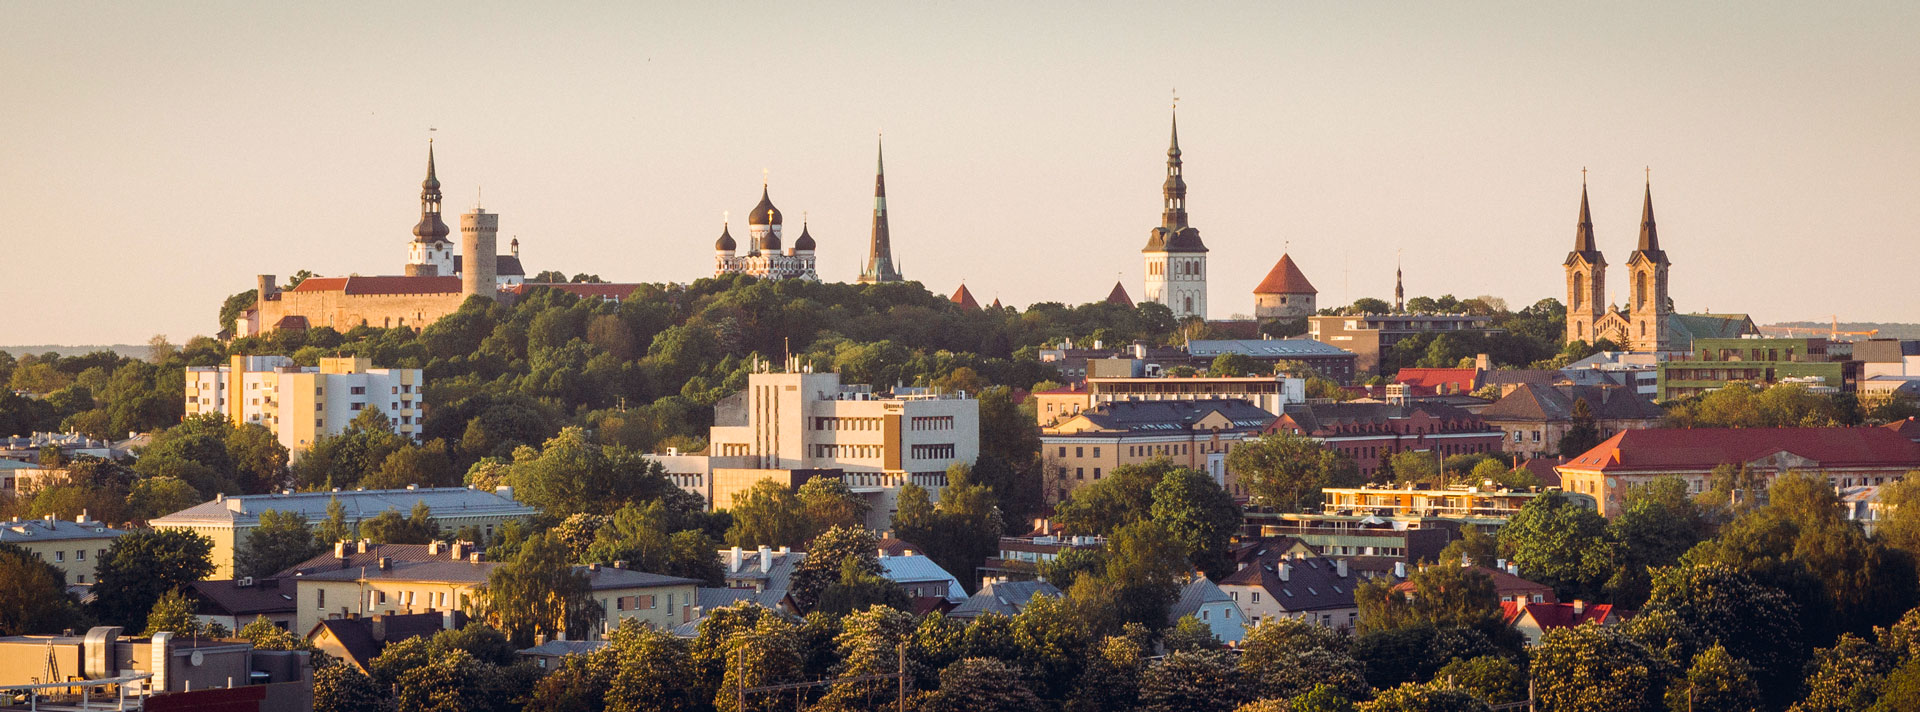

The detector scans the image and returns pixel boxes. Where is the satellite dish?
[189,650,204,667]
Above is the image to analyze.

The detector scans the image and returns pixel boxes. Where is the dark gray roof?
[1218,550,1368,613]
[0,517,126,544]
[1069,399,1277,433]
[1279,401,1486,435]
[452,255,527,277]
[518,640,606,658]
[949,580,1062,619]
[1479,384,1664,423]
[1479,370,1563,387]
[190,578,297,616]
[1169,576,1235,622]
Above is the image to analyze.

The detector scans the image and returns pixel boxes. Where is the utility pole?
[735,641,745,712]
[897,643,908,712]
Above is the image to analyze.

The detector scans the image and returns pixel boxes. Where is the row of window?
[813,417,884,432]
[606,591,684,613]
[910,444,957,460]
[909,416,955,431]
[815,444,882,459]
[35,548,103,564]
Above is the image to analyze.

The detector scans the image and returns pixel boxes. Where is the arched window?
[1635,273,1648,311]
[1572,273,1585,309]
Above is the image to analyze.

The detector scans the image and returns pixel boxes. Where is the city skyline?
[4,2,1917,344]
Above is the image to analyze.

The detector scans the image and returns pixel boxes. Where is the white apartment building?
[661,368,979,528]
[185,355,424,451]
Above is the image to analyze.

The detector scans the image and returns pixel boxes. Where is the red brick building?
[1266,402,1505,480]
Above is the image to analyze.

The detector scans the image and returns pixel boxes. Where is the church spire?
[1573,174,1597,254]
[1394,256,1405,314]
[412,142,450,243]
[1636,177,1662,254]
[1162,108,1187,229]
[859,135,902,283]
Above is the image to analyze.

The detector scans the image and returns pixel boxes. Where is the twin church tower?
[1563,176,1674,352]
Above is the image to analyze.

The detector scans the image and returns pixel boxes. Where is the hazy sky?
[4,2,1917,345]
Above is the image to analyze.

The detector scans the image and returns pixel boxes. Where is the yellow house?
[286,541,700,638]
[151,486,536,578]
[0,513,127,585]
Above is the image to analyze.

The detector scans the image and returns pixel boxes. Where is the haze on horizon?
[3,2,1916,345]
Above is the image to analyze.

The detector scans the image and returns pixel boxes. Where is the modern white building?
[186,355,424,452]
[660,368,978,528]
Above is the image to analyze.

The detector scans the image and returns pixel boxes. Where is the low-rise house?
[285,541,700,638]
[1236,520,1455,577]
[0,513,126,585]
[518,639,607,670]
[949,580,1063,620]
[1557,427,1920,516]
[1392,368,1480,396]
[0,627,311,696]
[1503,600,1630,646]
[151,486,536,577]
[878,551,966,602]
[308,610,464,672]
[1170,576,1247,644]
[1478,384,1664,458]
[978,532,1105,584]
[1218,548,1387,631]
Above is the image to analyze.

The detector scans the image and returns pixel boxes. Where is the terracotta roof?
[1502,600,1626,629]
[287,276,462,296]
[1253,254,1317,295]
[1562,427,1920,474]
[1886,418,1920,441]
[1105,282,1134,308]
[950,284,979,310]
[1393,368,1478,393]
[1518,457,1565,488]
[309,611,461,671]
[273,315,310,330]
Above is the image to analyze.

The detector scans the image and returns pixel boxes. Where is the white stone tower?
[460,207,498,302]
[1142,109,1208,320]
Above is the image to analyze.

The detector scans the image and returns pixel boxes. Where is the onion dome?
[715,222,736,252]
[793,221,816,251]
[747,186,782,225]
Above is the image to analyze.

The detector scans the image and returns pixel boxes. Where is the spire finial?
[762,168,768,187]
[1581,166,1587,185]
[1645,165,1651,184]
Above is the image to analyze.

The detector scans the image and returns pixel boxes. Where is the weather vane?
[1171,87,1179,110]
[1581,166,1587,184]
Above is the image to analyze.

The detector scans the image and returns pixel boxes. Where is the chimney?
[377,557,392,571]
[1336,559,1348,578]
[1278,563,1291,582]
[588,563,601,572]
[729,546,742,573]
[1572,599,1586,615]
[1507,563,1519,577]
[1495,558,1506,571]
[469,553,483,564]
[555,629,566,642]
[428,541,441,556]
[370,615,388,642]
[1394,561,1408,578]
[494,485,514,500]
[225,497,243,513]
[443,609,457,631]
[759,546,772,573]
[1475,353,1491,372]
[357,540,370,554]
[534,633,546,646]
[75,511,88,524]
[449,541,466,560]
[334,541,347,559]
[612,560,626,570]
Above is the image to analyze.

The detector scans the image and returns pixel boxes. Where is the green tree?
[142,587,226,637]
[1496,491,1615,601]
[584,502,723,585]
[314,664,389,712]
[314,496,352,545]
[92,528,215,629]
[1150,465,1241,579]
[1434,655,1526,706]
[236,510,325,579]
[1359,683,1490,712]
[505,427,683,517]
[1607,477,1713,607]
[725,478,810,548]
[1640,563,1803,706]
[1068,633,1147,712]
[1238,617,1372,701]
[1356,563,1509,644]
[477,533,600,647]
[1386,450,1441,485]
[1138,650,1255,712]
[925,657,1045,712]
[1438,527,1499,568]
[362,440,458,489]
[1165,615,1221,652]
[1228,433,1360,512]
[1069,519,1189,635]
[815,556,912,616]
[1054,460,1166,535]
[713,614,808,712]
[0,542,82,635]
[358,501,439,544]
[1210,353,1259,378]
[1558,398,1605,458]
[790,525,884,611]
[817,605,915,710]
[1531,622,1670,712]
[126,475,202,522]
[1666,644,1761,712]
[797,476,872,537]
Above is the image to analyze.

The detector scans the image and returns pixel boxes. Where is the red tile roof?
[951,284,979,310]
[1885,417,1920,441]
[1105,282,1134,307]
[288,276,461,296]
[1562,427,1920,474]
[1253,254,1317,295]
[1393,368,1478,394]
[1502,600,1627,629]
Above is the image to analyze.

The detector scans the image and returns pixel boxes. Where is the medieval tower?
[1141,110,1208,320]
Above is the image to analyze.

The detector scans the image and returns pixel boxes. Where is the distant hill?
[1762,322,1920,340]
[0,344,149,360]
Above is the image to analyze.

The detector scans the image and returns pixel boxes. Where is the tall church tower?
[1564,178,1607,344]
[1141,109,1208,320]
[1626,180,1672,351]
[406,143,455,277]
[858,137,903,284]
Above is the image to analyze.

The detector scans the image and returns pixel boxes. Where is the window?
[1059,447,1067,457]
[54,551,64,562]
[318,589,326,609]
[350,386,366,395]
[1076,468,1085,480]
[1252,592,1261,604]
[1092,468,1102,480]
[75,549,84,561]
[1092,447,1101,458]
[1075,447,1084,458]
[350,402,365,411]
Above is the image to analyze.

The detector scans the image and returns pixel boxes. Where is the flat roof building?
[0,512,126,586]
[186,355,425,451]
